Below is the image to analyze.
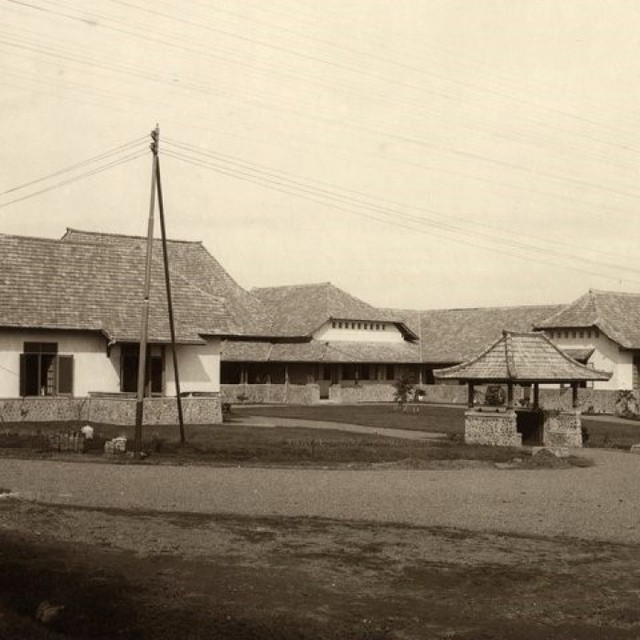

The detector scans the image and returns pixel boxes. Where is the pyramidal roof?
[252,282,416,338]
[535,289,640,349]
[434,331,611,383]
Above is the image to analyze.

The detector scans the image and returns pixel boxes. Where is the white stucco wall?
[313,320,405,343]
[165,338,221,395]
[0,330,120,398]
[549,331,633,390]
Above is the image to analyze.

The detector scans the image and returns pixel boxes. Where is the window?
[120,344,164,395]
[332,321,336,328]
[20,342,73,397]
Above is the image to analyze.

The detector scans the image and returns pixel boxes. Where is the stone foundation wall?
[464,410,522,447]
[0,396,222,425]
[329,384,396,403]
[220,384,320,405]
[543,411,583,447]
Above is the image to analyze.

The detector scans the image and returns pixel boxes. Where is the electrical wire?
[159,144,640,284]
[1,135,147,195]
[0,150,147,209]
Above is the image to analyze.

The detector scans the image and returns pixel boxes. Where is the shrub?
[393,375,416,407]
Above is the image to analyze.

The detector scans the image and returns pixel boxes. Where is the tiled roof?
[434,331,611,382]
[62,228,274,337]
[222,339,421,363]
[391,304,563,364]
[535,289,640,349]
[252,282,414,338]
[0,232,235,343]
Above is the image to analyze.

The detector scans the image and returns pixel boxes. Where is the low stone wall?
[464,410,522,447]
[329,384,396,403]
[220,384,320,405]
[543,411,583,448]
[0,396,222,425]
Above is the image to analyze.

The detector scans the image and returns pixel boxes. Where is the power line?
[0,150,147,209]
[1,135,147,195]
[163,136,637,265]
[159,143,640,284]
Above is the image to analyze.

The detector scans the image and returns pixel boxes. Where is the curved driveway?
[0,448,638,544]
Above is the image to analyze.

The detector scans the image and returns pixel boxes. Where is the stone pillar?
[533,383,540,408]
[571,383,579,409]
[467,383,475,408]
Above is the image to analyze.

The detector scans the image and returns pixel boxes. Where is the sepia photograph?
[1,1,640,638]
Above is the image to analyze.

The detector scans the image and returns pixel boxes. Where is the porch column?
[571,382,579,409]
[241,365,247,385]
[507,382,514,409]
[533,383,540,408]
[284,364,289,386]
[467,383,475,408]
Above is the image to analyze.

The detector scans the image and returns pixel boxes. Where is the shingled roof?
[222,339,421,363]
[252,282,416,339]
[434,331,611,383]
[62,228,274,337]
[535,289,640,349]
[391,304,563,364]
[0,232,235,342]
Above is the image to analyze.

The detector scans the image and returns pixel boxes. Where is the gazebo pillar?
[507,382,514,409]
[571,382,579,409]
[533,383,540,408]
[467,383,474,408]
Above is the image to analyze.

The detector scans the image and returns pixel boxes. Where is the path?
[0,448,639,544]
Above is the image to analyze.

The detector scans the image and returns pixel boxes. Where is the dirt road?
[1,448,638,543]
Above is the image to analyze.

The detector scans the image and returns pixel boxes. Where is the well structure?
[434,331,611,447]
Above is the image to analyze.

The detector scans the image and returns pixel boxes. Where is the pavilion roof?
[434,331,611,383]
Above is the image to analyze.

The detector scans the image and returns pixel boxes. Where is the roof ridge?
[252,282,332,292]
[62,227,203,246]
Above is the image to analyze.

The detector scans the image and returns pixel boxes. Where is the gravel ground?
[0,448,639,544]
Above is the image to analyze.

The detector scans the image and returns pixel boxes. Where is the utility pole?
[155,140,186,443]
[134,126,159,456]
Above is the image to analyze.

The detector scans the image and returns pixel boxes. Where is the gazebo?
[434,331,611,447]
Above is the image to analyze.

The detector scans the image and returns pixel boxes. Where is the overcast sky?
[1,0,639,310]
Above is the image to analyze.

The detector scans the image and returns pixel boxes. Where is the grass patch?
[234,403,464,435]
[581,418,640,448]
[237,404,640,450]
[0,422,528,466]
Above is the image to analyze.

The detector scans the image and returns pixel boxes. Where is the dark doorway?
[516,409,544,446]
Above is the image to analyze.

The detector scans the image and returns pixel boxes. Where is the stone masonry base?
[0,395,222,426]
[464,410,522,447]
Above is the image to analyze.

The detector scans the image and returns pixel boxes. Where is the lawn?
[0,422,529,466]
[235,403,640,449]
[234,402,465,435]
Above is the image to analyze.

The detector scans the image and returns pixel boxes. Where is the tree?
[393,374,416,407]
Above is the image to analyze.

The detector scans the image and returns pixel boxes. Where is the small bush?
[393,375,416,406]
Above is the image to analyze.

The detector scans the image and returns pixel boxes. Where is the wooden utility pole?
[134,126,159,456]
[155,142,186,443]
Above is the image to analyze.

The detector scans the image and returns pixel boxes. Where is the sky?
[1,0,640,311]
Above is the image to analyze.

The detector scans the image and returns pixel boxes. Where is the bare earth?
[1,448,640,638]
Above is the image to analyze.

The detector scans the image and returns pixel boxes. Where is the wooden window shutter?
[19,354,26,397]
[57,356,74,395]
